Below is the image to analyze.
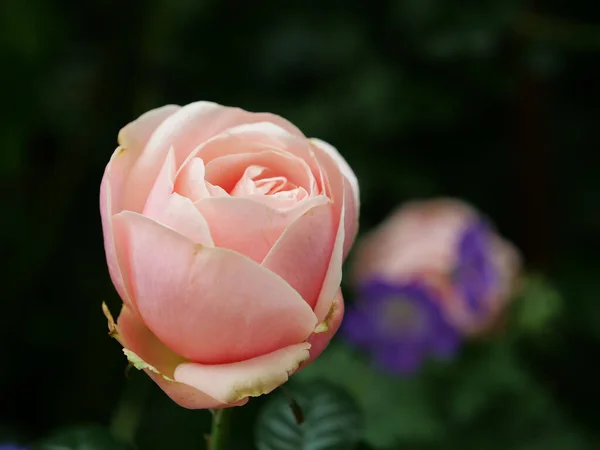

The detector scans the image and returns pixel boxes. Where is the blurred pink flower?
[100,101,359,409]
[351,198,521,336]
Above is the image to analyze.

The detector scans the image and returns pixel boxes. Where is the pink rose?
[100,101,359,409]
[351,198,520,335]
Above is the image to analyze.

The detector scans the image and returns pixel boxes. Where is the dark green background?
[2,0,600,448]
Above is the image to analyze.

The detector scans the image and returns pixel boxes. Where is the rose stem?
[208,408,232,450]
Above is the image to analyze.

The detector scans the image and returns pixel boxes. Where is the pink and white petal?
[118,105,181,155]
[262,202,336,309]
[155,193,214,246]
[123,102,304,212]
[311,141,358,260]
[174,158,209,202]
[100,146,138,309]
[191,122,322,194]
[204,150,312,194]
[111,304,231,409]
[112,211,318,364]
[191,121,306,165]
[102,147,138,215]
[114,304,186,376]
[303,290,345,367]
[195,196,329,263]
[310,138,359,211]
[145,372,247,410]
[174,342,311,404]
[313,195,346,322]
[206,182,229,197]
[243,190,308,212]
[143,148,176,219]
[341,183,358,259]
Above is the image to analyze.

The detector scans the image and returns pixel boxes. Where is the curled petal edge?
[174,342,311,404]
[302,291,345,369]
[102,303,241,409]
[102,303,311,407]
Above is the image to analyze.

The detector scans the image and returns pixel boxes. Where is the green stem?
[208,408,232,450]
[110,375,151,445]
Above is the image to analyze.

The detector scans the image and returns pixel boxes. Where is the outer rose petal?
[112,212,318,364]
[100,147,137,310]
[313,181,346,322]
[311,139,359,260]
[262,202,336,309]
[111,304,242,409]
[303,290,345,367]
[309,140,359,321]
[102,107,180,305]
[142,148,177,219]
[310,138,360,214]
[118,105,181,156]
[123,102,304,212]
[174,342,311,404]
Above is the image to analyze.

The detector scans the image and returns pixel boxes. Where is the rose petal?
[311,139,359,260]
[311,138,359,213]
[123,102,304,212]
[112,211,318,364]
[113,304,237,409]
[155,193,214,246]
[138,148,214,245]
[302,290,345,367]
[143,148,176,219]
[312,184,346,322]
[174,158,209,202]
[262,202,336,309]
[310,139,360,321]
[195,195,329,263]
[102,107,179,302]
[100,147,137,309]
[204,150,313,195]
[118,105,180,154]
[190,122,322,195]
[174,342,310,404]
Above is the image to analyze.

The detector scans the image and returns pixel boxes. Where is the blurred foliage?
[32,426,131,450]
[1,0,600,449]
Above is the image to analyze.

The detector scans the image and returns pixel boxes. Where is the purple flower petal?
[428,323,461,359]
[343,279,462,375]
[341,307,375,347]
[374,342,425,375]
[454,219,497,314]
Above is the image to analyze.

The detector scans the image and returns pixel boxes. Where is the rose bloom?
[350,198,520,337]
[100,101,359,409]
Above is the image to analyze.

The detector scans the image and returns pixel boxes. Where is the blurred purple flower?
[0,445,27,450]
[453,219,498,314]
[342,279,461,374]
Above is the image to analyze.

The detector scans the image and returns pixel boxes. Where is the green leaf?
[33,426,131,450]
[255,381,363,450]
[513,274,562,336]
[295,343,444,448]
